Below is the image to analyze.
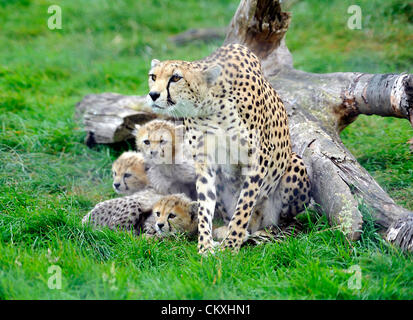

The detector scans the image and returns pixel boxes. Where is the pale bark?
[75,93,157,145]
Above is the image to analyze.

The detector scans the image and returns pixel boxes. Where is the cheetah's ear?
[151,59,160,69]
[189,201,199,221]
[203,65,222,87]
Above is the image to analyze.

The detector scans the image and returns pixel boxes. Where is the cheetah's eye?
[168,213,176,219]
[143,139,150,145]
[155,212,160,217]
[124,173,132,178]
[149,74,156,81]
[170,75,182,83]
[160,139,167,145]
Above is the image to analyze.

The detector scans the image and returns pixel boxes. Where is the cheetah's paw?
[198,240,220,256]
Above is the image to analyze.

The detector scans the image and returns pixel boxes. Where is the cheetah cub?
[152,194,252,243]
[152,193,199,237]
[82,188,163,235]
[112,151,149,195]
[135,119,196,199]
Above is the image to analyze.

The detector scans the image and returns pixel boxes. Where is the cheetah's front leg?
[195,163,218,254]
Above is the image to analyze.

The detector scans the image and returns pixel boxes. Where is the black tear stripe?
[166,78,175,105]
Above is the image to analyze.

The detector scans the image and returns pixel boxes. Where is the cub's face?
[152,195,198,235]
[136,124,173,164]
[112,152,148,195]
[147,59,221,118]
[135,120,184,164]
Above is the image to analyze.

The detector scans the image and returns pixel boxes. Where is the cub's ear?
[151,59,160,69]
[133,124,142,151]
[132,124,141,137]
[203,64,222,86]
[189,201,199,220]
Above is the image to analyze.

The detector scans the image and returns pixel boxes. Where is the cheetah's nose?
[113,183,120,189]
[149,91,160,101]
[157,223,164,230]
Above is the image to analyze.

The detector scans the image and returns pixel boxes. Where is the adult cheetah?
[147,44,310,253]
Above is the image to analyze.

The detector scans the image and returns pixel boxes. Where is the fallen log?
[75,93,157,145]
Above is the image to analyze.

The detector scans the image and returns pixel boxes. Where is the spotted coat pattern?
[81,188,163,235]
[148,44,310,253]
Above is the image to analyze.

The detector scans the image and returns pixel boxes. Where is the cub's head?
[112,151,149,195]
[152,194,198,236]
[135,119,184,164]
[147,59,221,117]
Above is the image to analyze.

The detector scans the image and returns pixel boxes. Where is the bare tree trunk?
[76,0,413,251]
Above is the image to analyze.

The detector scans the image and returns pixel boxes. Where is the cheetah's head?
[152,194,198,236]
[112,151,149,195]
[147,59,221,118]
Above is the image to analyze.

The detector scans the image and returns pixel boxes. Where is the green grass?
[0,0,412,299]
